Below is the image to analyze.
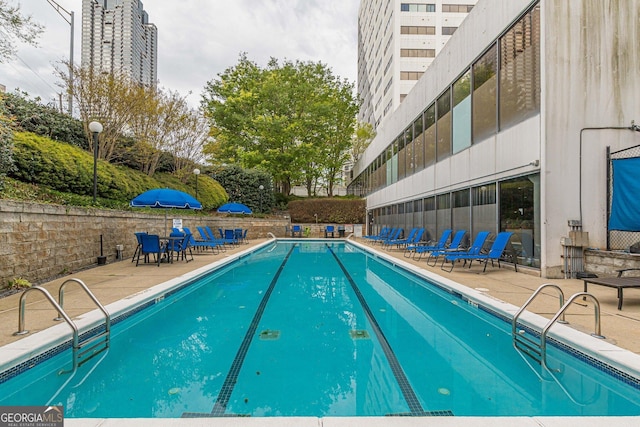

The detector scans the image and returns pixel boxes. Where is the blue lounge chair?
[384,228,425,250]
[370,227,399,245]
[405,229,452,259]
[413,229,466,260]
[183,227,220,254]
[291,225,303,237]
[363,227,389,241]
[378,228,403,246]
[206,226,233,247]
[428,231,490,267]
[442,231,515,273]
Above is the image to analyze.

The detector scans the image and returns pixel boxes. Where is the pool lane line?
[207,243,297,417]
[326,244,426,416]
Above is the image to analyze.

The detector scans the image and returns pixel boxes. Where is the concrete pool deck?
[1,237,639,426]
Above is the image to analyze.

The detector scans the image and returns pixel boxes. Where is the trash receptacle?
[338,225,345,238]
[116,244,124,261]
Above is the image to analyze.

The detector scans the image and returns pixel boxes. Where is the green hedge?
[288,198,365,224]
[9,131,227,209]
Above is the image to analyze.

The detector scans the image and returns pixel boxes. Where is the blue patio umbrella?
[131,188,202,235]
[217,202,252,215]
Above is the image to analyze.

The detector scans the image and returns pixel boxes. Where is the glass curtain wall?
[499,5,541,129]
[499,175,540,267]
[424,104,437,166]
[472,44,498,142]
[436,89,452,161]
[413,115,425,172]
[472,184,497,236]
[436,193,452,239]
[452,189,471,247]
[423,197,436,242]
[452,70,472,153]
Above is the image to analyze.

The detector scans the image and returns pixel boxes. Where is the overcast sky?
[0,0,360,108]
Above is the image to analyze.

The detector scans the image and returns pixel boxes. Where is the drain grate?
[349,329,370,340]
[259,329,280,340]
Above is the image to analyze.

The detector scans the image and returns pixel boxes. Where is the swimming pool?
[1,240,640,418]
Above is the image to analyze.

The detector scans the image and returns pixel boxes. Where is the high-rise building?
[81,0,157,87]
[358,1,477,129]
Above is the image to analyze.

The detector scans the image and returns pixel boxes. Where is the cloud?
[0,0,359,108]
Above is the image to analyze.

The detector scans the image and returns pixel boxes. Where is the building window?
[452,70,471,153]
[499,175,540,267]
[472,44,498,142]
[413,114,425,171]
[401,26,436,35]
[400,71,424,80]
[401,3,436,12]
[499,5,541,130]
[442,4,475,13]
[401,48,436,58]
[436,88,451,161]
[442,27,458,35]
[424,103,436,166]
[472,184,497,235]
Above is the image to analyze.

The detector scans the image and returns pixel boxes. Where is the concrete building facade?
[349,0,640,278]
[358,0,478,129]
[81,0,157,87]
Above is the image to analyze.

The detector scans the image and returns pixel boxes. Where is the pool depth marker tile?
[326,244,426,416]
[206,244,297,417]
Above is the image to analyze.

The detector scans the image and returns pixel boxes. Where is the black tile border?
[351,242,640,392]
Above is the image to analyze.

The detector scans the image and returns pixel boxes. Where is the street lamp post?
[47,0,74,115]
[258,184,264,212]
[193,168,201,199]
[89,121,103,203]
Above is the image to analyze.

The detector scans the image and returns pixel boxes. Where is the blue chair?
[136,234,165,267]
[370,227,399,245]
[384,228,424,250]
[413,229,466,260]
[429,231,490,268]
[405,229,452,258]
[183,227,220,254]
[292,225,302,237]
[442,231,515,273]
[325,225,335,238]
[167,231,194,262]
[131,232,147,262]
[224,229,239,244]
[207,226,233,247]
[363,227,389,241]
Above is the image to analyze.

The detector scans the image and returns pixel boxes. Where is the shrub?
[288,198,366,223]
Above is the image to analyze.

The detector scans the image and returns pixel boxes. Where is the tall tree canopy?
[0,0,43,62]
[201,53,359,196]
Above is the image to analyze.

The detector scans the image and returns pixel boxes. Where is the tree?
[211,165,275,213]
[0,93,14,190]
[351,122,376,163]
[0,0,43,62]
[2,90,86,148]
[202,54,359,196]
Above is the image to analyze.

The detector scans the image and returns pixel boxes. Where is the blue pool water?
[2,241,640,417]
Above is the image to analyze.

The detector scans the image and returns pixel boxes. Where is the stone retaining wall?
[584,249,640,276]
[0,200,289,287]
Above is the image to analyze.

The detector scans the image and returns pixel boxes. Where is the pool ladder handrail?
[14,286,80,369]
[512,284,604,369]
[512,284,567,363]
[14,279,111,371]
[54,278,111,368]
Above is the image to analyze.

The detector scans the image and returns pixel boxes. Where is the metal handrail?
[54,279,111,342]
[14,286,80,369]
[512,284,567,339]
[541,292,605,369]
